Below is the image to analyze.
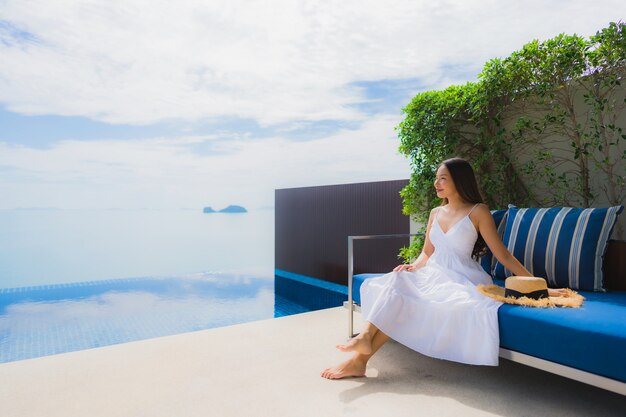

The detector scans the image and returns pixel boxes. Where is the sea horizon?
[0,208,275,289]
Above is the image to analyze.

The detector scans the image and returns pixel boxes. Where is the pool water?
[0,273,314,363]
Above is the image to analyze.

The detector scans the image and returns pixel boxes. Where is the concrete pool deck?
[1,307,624,417]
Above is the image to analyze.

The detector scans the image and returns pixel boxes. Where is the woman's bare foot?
[336,334,372,354]
[321,357,367,379]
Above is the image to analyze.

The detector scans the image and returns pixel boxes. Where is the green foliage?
[398,22,626,261]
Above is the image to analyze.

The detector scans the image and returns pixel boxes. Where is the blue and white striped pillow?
[493,206,624,291]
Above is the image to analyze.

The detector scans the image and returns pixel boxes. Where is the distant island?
[203,205,248,214]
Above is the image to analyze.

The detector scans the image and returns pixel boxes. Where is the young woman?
[321,157,565,379]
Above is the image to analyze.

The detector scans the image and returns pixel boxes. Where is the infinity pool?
[0,272,313,363]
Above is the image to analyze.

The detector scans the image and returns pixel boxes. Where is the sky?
[0,0,622,210]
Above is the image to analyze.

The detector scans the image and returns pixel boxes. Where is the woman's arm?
[394,208,437,272]
[473,204,532,277]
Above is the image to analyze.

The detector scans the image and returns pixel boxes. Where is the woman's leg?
[336,321,380,354]
[321,328,390,379]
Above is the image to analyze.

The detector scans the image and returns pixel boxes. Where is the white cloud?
[0,0,620,125]
[0,1,621,210]
[0,114,409,209]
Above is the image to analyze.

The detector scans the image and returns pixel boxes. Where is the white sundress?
[360,205,503,366]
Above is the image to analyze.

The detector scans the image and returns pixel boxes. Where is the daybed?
[344,207,626,396]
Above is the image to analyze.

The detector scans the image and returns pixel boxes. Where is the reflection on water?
[0,273,307,363]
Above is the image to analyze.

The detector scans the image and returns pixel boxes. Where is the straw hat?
[478,276,584,308]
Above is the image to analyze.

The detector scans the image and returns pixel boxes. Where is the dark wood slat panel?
[604,240,626,291]
[275,180,410,286]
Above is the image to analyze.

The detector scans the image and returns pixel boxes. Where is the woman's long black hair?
[440,157,487,260]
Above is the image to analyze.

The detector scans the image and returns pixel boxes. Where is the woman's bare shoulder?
[472,203,493,220]
[425,207,440,223]
[474,203,491,213]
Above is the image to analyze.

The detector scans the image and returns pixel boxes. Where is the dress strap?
[467,203,480,217]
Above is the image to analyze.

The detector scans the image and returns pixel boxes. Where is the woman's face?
[434,164,457,199]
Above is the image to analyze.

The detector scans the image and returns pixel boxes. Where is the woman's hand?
[393,264,417,272]
[548,288,569,297]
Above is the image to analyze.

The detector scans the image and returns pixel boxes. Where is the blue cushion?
[479,208,509,275]
[352,273,382,305]
[493,206,623,291]
[497,281,626,383]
